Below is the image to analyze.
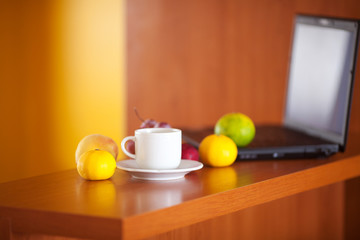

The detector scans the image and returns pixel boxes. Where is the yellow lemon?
[77,149,117,180]
[199,134,238,167]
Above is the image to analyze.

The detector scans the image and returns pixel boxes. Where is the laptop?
[183,14,360,160]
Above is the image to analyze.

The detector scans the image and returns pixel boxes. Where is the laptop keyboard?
[248,125,331,148]
[182,125,331,149]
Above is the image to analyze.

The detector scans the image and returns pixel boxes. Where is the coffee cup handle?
[121,136,136,159]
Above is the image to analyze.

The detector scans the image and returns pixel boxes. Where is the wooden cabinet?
[0,133,359,239]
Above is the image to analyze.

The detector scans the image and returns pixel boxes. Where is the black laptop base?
[182,126,339,161]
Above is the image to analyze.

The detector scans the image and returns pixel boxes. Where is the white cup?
[121,128,182,169]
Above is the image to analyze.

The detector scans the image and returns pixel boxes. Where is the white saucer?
[116,160,203,181]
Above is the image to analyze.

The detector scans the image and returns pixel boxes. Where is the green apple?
[214,113,255,147]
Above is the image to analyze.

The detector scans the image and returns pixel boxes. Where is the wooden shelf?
[0,132,359,240]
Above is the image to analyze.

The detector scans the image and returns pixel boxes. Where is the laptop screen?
[284,15,359,147]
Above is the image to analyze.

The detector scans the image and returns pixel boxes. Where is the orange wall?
[0,0,126,183]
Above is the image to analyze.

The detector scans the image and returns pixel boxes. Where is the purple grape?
[125,140,135,154]
[134,107,172,129]
[155,122,171,128]
[140,119,157,128]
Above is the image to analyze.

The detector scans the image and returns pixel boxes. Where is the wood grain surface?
[126,1,360,239]
[126,0,360,134]
[0,133,359,239]
[144,181,345,240]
